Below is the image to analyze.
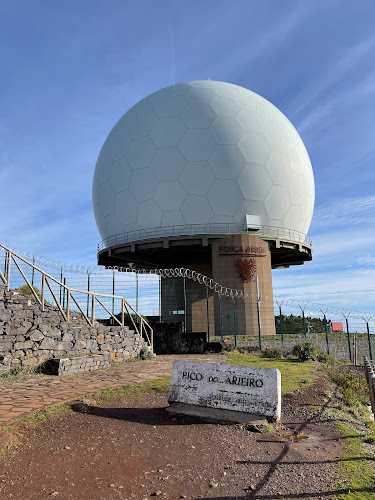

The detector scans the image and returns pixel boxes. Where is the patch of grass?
[335,421,375,499]
[226,351,317,395]
[89,376,171,405]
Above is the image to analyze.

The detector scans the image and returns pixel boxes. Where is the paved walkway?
[0,354,225,425]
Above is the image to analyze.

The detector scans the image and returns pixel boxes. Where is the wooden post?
[66,291,70,322]
[121,299,124,327]
[41,274,45,311]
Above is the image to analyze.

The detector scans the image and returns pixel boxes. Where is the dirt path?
[0,376,345,499]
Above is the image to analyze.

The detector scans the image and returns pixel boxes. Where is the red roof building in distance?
[331,322,343,332]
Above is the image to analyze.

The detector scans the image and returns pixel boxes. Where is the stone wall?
[223,333,375,362]
[53,354,111,375]
[0,286,149,372]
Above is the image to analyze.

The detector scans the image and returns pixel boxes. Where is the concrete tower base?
[161,234,276,337]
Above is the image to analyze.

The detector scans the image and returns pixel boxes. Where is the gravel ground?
[0,378,345,500]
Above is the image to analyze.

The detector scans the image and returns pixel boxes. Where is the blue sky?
[1,0,375,314]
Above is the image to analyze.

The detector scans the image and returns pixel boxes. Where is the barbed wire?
[1,243,374,321]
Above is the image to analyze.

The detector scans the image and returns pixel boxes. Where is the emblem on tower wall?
[235,258,257,282]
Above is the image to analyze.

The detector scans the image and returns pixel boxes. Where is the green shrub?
[326,364,369,406]
[291,342,319,362]
[139,348,152,360]
[18,284,42,301]
[262,348,282,359]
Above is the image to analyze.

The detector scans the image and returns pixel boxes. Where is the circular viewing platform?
[97,223,312,270]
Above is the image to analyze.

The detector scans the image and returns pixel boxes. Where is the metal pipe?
[324,313,329,354]
[279,305,283,345]
[206,286,210,341]
[366,321,373,360]
[183,276,187,333]
[219,294,223,342]
[302,310,306,340]
[256,276,262,351]
[232,296,237,348]
[345,317,352,362]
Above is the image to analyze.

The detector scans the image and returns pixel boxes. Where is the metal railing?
[98,223,312,251]
[364,356,375,415]
[0,243,153,351]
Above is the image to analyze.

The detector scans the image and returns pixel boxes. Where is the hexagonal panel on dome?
[304,168,315,198]
[114,190,137,224]
[284,205,302,230]
[301,197,313,222]
[288,172,306,205]
[154,95,189,118]
[236,110,265,133]
[179,129,216,161]
[129,169,157,202]
[233,94,257,111]
[263,123,288,152]
[108,132,132,161]
[209,144,246,179]
[137,199,162,229]
[149,147,186,181]
[105,213,124,237]
[265,185,292,220]
[212,86,240,98]
[98,181,115,217]
[257,103,279,125]
[179,161,215,195]
[153,180,186,210]
[238,132,272,164]
[150,117,187,148]
[127,136,156,170]
[184,87,216,103]
[287,143,305,175]
[210,117,244,144]
[161,209,186,227]
[129,111,159,139]
[210,96,240,117]
[266,151,293,186]
[108,158,132,193]
[207,179,243,216]
[238,163,273,200]
[181,195,213,224]
[180,102,216,129]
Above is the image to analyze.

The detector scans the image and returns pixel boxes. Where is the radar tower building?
[93,81,314,337]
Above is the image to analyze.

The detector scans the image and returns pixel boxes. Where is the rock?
[40,338,57,350]
[30,330,44,342]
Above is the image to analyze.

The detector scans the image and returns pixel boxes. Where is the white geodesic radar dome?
[93,81,314,243]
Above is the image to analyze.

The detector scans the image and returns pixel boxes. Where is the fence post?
[6,251,11,291]
[302,310,307,341]
[366,321,373,360]
[62,278,66,309]
[183,276,187,333]
[121,299,124,327]
[66,291,70,322]
[219,293,223,342]
[206,286,210,341]
[232,296,236,348]
[41,274,45,312]
[32,256,35,287]
[279,305,284,345]
[112,271,115,325]
[255,276,262,351]
[59,266,63,304]
[345,316,352,362]
[91,294,95,326]
[86,272,90,317]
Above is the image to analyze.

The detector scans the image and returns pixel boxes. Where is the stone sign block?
[168,361,281,420]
